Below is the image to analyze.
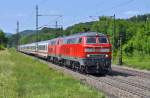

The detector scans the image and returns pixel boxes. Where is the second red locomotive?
[18,32,112,74]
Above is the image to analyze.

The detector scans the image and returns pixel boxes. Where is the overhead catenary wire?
[96,0,135,14]
[19,0,49,31]
[37,0,49,6]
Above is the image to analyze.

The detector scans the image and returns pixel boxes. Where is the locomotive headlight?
[85,48,95,52]
[100,48,110,52]
[87,54,90,57]
[105,54,109,58]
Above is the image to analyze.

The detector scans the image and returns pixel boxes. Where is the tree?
[0,30,7,46]
[0,30,8,49]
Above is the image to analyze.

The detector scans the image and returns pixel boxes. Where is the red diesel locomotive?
[18,32,112,74]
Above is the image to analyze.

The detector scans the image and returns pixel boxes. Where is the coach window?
[41,45,45,50]
[86,37,96,44]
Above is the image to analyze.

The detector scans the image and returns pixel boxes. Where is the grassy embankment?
[0,49,104,98]
[123,55,150,70]
[114,52,150,70]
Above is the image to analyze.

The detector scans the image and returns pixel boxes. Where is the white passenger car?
[18,43,36,54]
[36,41,49,58]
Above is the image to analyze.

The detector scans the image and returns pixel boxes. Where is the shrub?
[0,44,5,50]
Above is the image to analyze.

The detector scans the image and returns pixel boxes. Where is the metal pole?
[105,17,108,34]
[55,21,58,28]
[118,33,122,65]
[146,17,149,54]
[112,14,116,62]
[146,17,149,31]
[16,21,19,49]
[36,5,39,53]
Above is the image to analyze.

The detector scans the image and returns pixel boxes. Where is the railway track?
[105,75,150,92]
[46,62,150,98]
[28,55,150,98]
[89,75,150,98]
[112,66,150,79]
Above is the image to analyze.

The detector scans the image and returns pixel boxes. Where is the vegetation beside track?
[7,14,150,70]
[0,49,104,98]
[123,55,150,70]
[0,45,5,50]
[113,52,150,70]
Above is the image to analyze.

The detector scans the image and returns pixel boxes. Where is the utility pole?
[145,17,149,54]
[16,21,19,49]
[36,5,39,42]
[55,21,58,29]
[112,14,116,62]
[146,17,149,31]
[35,5,62,52]
[17,21,19,34]
[36,5,39,53]
[118,32,122,65]
[105,19,107,34]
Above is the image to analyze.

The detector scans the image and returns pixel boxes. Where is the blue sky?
[0,0,149,33]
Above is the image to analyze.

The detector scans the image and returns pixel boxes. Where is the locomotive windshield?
[86,36,108,44]
[86,37,96,44]
[98,37,108,43]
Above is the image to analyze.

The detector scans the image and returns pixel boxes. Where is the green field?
[0,49,104,98]
[113,53,150,70]
[123,55,150,70]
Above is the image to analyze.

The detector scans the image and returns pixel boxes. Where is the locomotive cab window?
[98,37,108,43]
[86,37,96,44]
[78,38,82,43]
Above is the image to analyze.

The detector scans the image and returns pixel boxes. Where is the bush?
[0,44,5,50]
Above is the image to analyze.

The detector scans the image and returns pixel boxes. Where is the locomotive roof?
[19,32,106,46]
[64,32,105,39]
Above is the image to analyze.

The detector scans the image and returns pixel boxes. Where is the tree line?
[0,30,8,50]
[7,14,150,56]
[64,15,150,56]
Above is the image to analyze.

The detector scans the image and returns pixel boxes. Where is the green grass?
[0,49,104,98]
[113,52,150,70]
[0,45,5,50]
[122,55,150,70]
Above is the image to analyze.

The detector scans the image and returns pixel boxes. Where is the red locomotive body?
[18,32,112,74]
[47,32,112,73]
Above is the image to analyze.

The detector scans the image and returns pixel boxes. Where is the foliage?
[123,53,150,70]
[64,22,94,35]
[0,49,104,98]
[8,27,63,45]
[0,30,8,46]
[7,14,150,67]
[0,30,8,48]
[0,44,5,50]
